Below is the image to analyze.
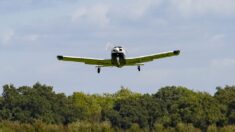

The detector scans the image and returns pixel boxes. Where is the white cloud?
[71,0,163,28]
[21,34,39,42]
[204,33,227,48]
[126,0,162,19]
[0,29,14,45]
[211,58,235,69]
[210,34,226,41]
[0,29,39,45]
[170,0,235,16]
[108,0,162,20]
[72,4,110,28]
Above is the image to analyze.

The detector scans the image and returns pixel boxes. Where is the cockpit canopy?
[112,46,125,54]
[114,46,122,48]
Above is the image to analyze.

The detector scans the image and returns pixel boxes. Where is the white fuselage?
[111,46,126,67]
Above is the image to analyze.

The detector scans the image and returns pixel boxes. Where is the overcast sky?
[0,0,235,95]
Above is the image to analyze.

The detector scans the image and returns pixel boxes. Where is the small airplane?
[57,46,180,73]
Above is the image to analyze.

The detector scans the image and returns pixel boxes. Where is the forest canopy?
[0,83,235,131]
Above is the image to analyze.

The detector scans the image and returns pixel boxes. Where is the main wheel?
[97,67,101,73]
[137,66,141,71]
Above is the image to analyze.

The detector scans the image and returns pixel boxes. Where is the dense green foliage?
[0,83,235,131]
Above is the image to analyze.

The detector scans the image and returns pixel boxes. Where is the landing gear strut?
[137,65,141,71]
[97,67,101,73]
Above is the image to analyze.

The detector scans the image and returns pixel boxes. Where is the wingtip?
[57,55,63,60]
[173,50,180,55]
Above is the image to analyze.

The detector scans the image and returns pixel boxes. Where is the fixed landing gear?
[97,67,101,73]
[137,65,141,71]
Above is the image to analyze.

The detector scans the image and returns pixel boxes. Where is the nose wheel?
[137,66,141,71]
[97,67,101,73]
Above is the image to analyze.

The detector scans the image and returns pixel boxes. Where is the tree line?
[0,83,235,131]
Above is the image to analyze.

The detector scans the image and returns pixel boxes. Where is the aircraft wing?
[125,50,180,65]
[57,55,112,66]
